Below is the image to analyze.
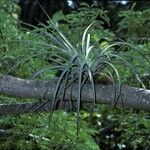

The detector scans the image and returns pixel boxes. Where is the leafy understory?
[0,111,99,150]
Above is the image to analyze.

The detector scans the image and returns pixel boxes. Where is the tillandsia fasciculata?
[18,19,150,135]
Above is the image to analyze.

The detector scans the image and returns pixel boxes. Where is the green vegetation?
[0,106,149,150]
[0,0,150,149]
[0,111,98,150]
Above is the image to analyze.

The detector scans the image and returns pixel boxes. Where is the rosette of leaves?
[21,20,149,134]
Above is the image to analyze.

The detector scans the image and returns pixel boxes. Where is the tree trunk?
[0,75,150,112]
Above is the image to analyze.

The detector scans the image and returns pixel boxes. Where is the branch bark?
[0,75,150,112]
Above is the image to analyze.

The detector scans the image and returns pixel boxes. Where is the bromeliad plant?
[24,20,149,133]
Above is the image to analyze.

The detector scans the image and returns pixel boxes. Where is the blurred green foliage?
[0,0,56,78]
[0,106,149,150]
[0,111,99,150]
[88,105,150,150]
[117,7,150,43]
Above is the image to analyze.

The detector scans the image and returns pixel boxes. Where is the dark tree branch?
[0,75,150,113]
